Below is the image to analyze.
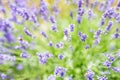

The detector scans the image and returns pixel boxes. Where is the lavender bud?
[81,34,87,42]
[112,67,120,73]
[85,45,90,49]
[40,30,48,39]
[24,28,32,37]
[20,52,30,58]
[88,10,92,20]
[58,54,64,60]
[54,66,66,77]
[50,16,56,23]
[103,61,112,68]
[85,70,94,80]
[64,28,69,37]
[51,25,58,32]
[56,42,64,48]
[106,21,113,31]
[69,24,74,32]
[48,41,53,46]
[70,11,73,19]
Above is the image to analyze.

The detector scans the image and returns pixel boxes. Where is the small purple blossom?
[20,52,30,58]
[37,52,53,64]
[51,25,58,32]
[54,66,66,77]
[56,42,64,48]
[64,28,69,37]
[40,30,48,39]
[24,28,32,37]
[106,21,113,31]
[103,60,112,68]
[85,70,94,80]
[69,24,74,32]
[58,54,64,60]
[49,16,56,23]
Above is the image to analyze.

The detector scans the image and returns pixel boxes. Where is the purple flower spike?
[56,42,64,48]
[37,52,53,64]
[70,11,73,19]
[50,16,56,23]
[24,28,32,37]
[94,29,101,38]
[106,21,113,32]
[78,0,83,8]
[20,52,30,58]
[40,30,48,39]
[64,28,69,37]
[51,25,58,32]
[81,34,87,42]
[85,70,94,80]
[112,67,120,73]
[100,18,105,26]
[69,24,74,32]
[54,66,66,77]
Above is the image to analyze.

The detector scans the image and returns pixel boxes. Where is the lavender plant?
[0,0,120,80]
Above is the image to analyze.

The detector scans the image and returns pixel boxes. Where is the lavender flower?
[49,16,56,23]
[24,28,32,37]
[20,52,30,58]
[40,30,48,39]
[58,54,64,60]
[85,45,90,49]
[56,42,64,48]
[103,60,112,68]
[100,18,105,26]
[112,67,120,73]
[69,24,74,32]
[105,21,113,32]
[94,29,101,39]
[64,28,69,37]
[85,70,94,80]
[88,10,92,20]
[54,66,66,77]
[81,34,87,42]
[51,25,58,32]
[48,41,53,47]
[70,11,73,19]
[37,52,53,64]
